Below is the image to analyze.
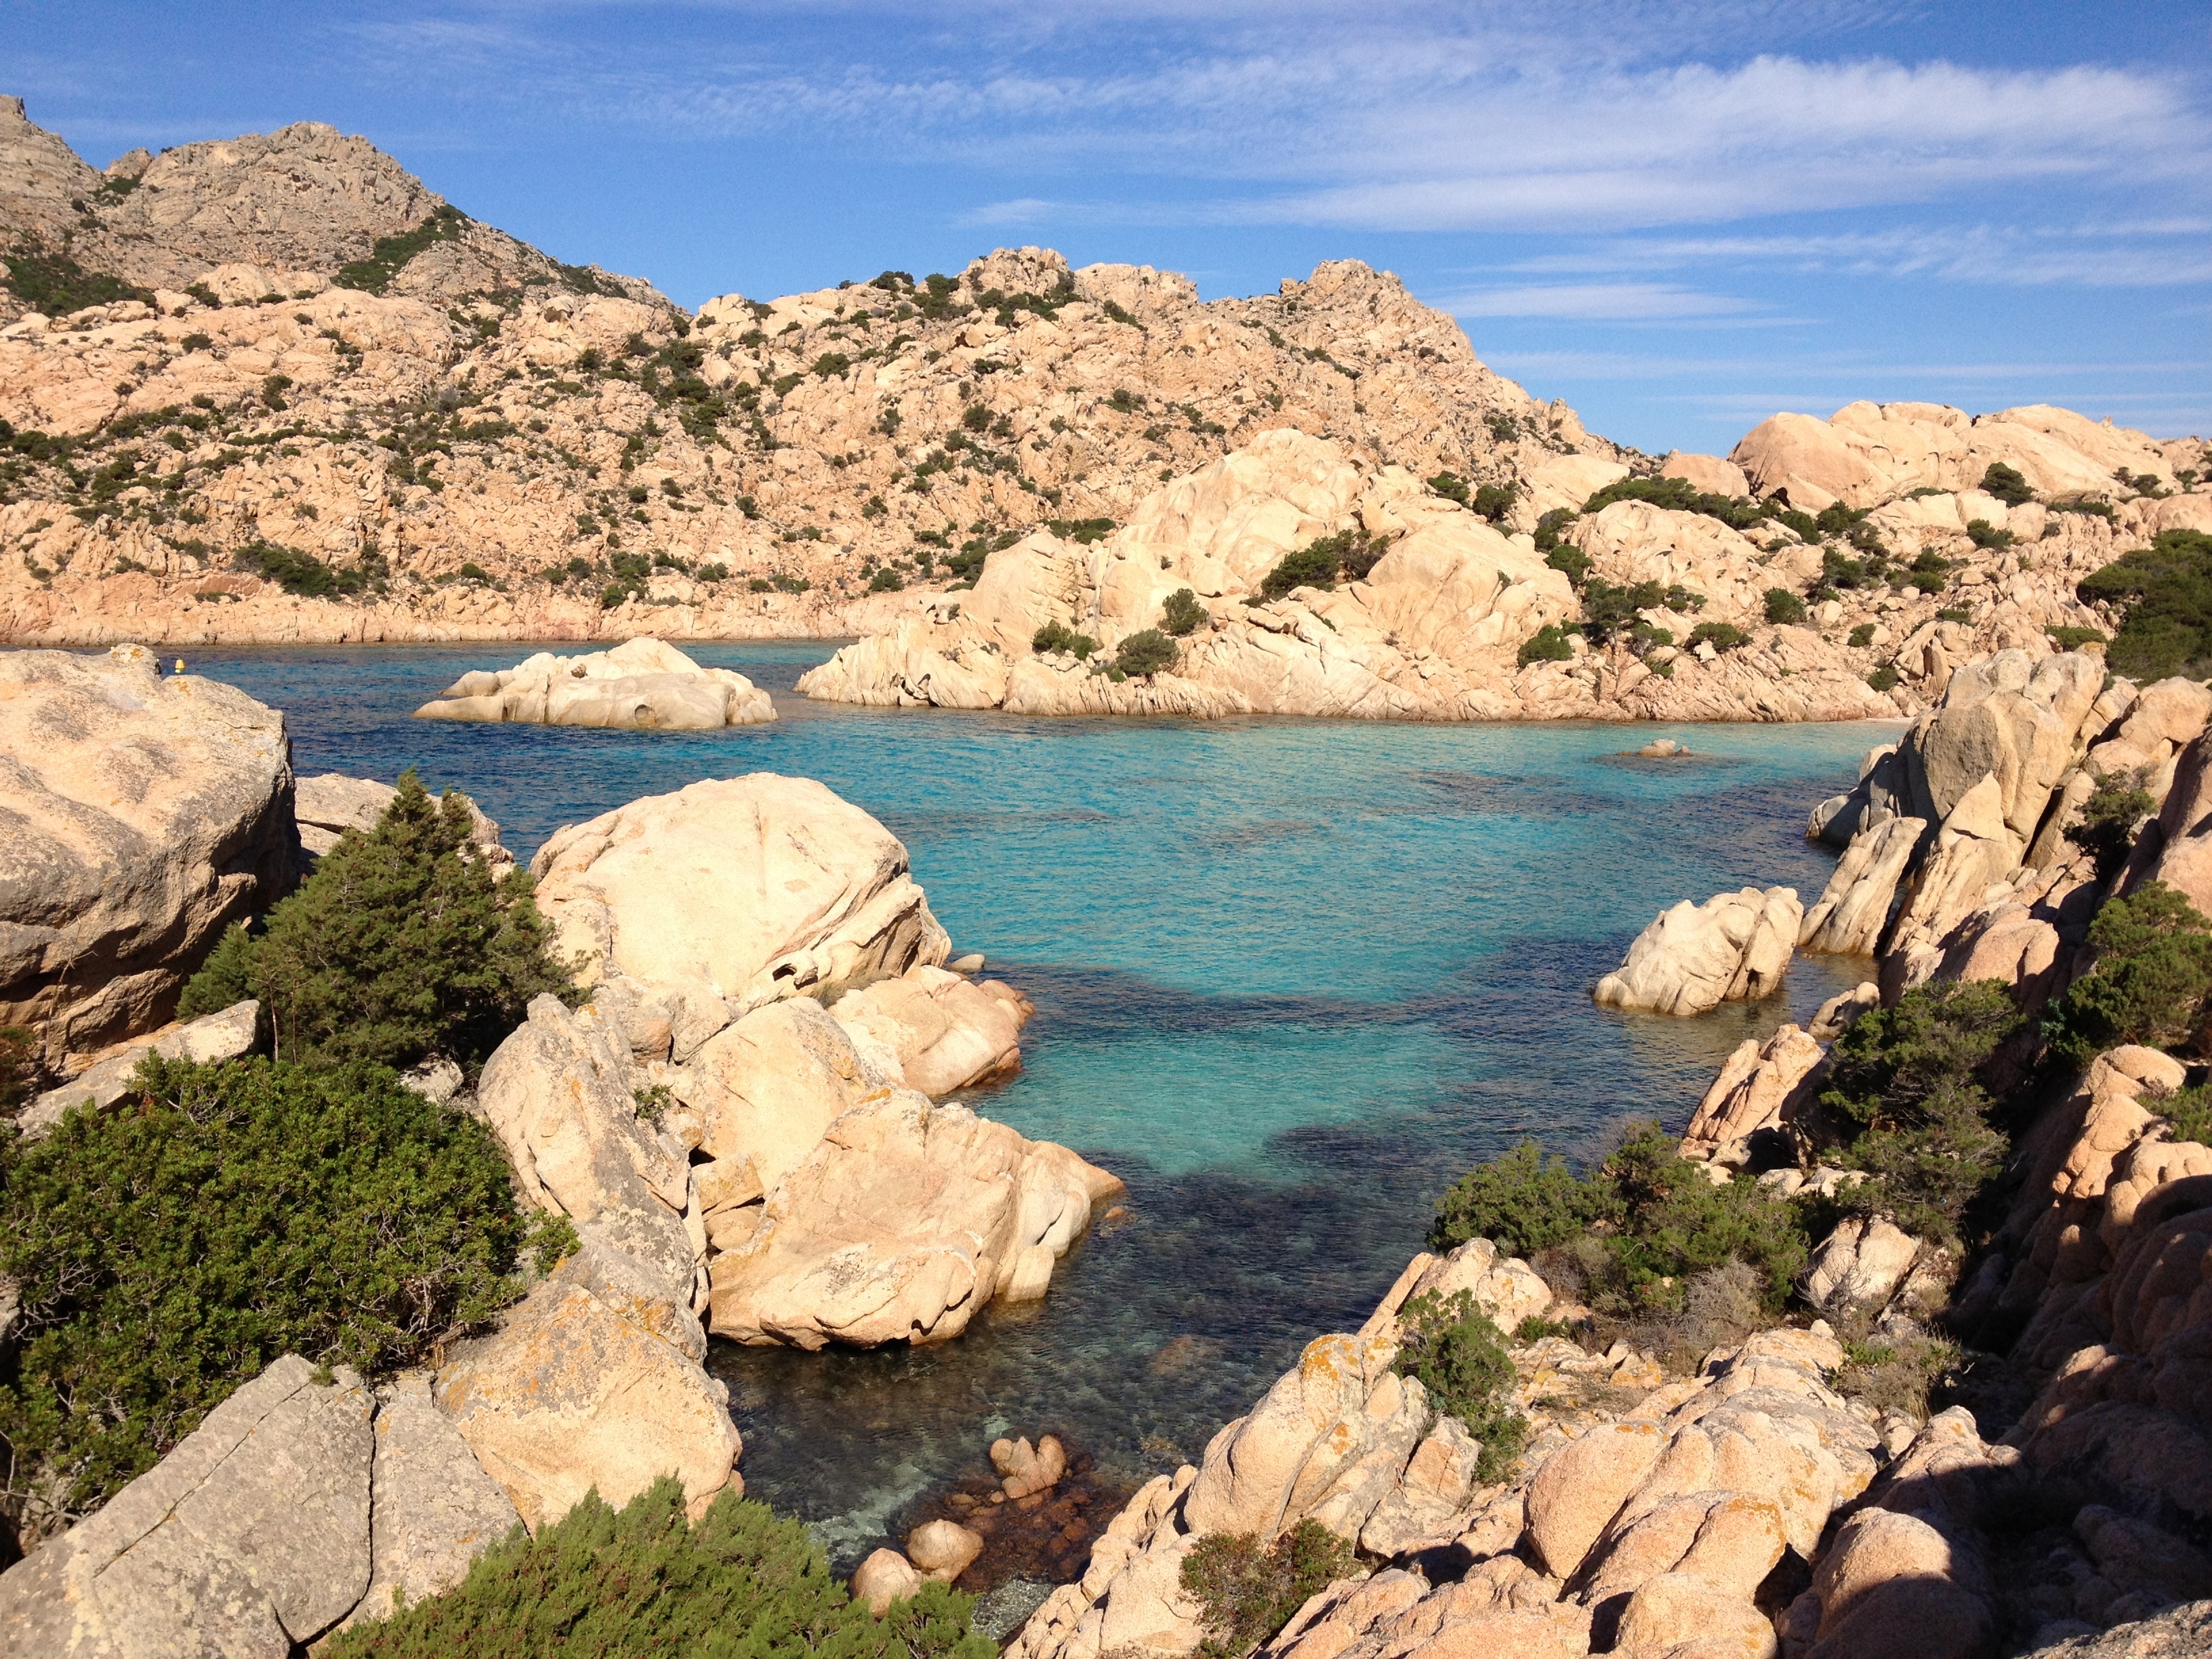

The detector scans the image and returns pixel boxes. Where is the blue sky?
[7,1,2208,454]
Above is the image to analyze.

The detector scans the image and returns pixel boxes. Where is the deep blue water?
[184,641,1888,1566]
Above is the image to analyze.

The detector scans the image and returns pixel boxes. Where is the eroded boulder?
[413,637,775,728]
[1595,887,1801,1016]
[830,964,1033,1095]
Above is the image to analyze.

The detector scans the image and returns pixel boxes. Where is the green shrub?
[1391,1290,1527,1480]
[1431,1141,1591,1257]
[1517,623,1575,668]
[1046,516,1115,544]
[1162,588,1206,636]
[327,1478,991,1659]
[1179,1521,1355,1659]
[1765,587,1808,625]
[867,567,903,592]
[1687,621,1750,652]
[1258,529,1383,599]
[1849,623,1877,647]
[1115,628,1179,678]
[0,238,153,314]
[1906,550,1954,594]
[335,205,466,295]
[2077,530,2212,681]
[1867,663,1900,692]
[2066,771,2156,884]
[1965,518,2013,551]
[1534,508,1578,552]
[1544,544,1591,586]
[1978,462,2035,506]
[1031,619,1099,659]
[177,771,573,1072]
[231,540,384,600]
[2045,625,2108,651]
[2158,1084,2212,1147]
[2047,880,2212,1065]
[1471,483,1517,522]
[0,1054,531,1524]
[1821,981,2024,1242]
[1426,471,1469,506]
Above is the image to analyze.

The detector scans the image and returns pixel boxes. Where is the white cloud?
[1443,283,1762,320]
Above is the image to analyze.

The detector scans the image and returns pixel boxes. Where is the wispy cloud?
[1442,283,1765,320]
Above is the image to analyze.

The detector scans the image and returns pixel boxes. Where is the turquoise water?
[186,641,1885,1565]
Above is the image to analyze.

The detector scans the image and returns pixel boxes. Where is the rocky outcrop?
[0,1355,375,1657]
[413,637,775,729]
[18,996,258,1135]
[1679,1021,1828,1168]
[529,774,950,1007]
[0,643,295,1067]
[1593,886,1801,1016]
[829,964,1033,1095]
[1800,816,1927,956]
[708,1091,1124,1349]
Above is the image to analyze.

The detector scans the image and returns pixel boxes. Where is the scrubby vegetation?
[2078,529,2212,681]
[1180,1521,1356,1659]
[1764,586,1807,625]
[1161,588,1206,636]
[178,770,573,1071]
[1391,1290,1526,1479]
[2045,880,2212,1066]
[0,1054,540,1528]
[1517,623,1575,668]
[1113,628,1179,678]
[328,1478,992,1659]
[1687,621,1750,653]
[2066,771,2156,884]
[1,237,153,315]
[335,205,466,295]
[1978,462,2035,506]
[1258,529,1385,599]
[1031,619,1099,659]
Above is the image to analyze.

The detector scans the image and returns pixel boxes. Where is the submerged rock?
[413,636,774,728]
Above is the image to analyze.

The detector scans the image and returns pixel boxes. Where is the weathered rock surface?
[19,996,258,1134]
[432,1263,742,1531]
[0,1355,373,1657]
[830,964,1033,1095]
[708,1091,1123,1349]
[1799,817,1926,956]
[530,774,950,1006]
[1594,887,1801,1016]
[413,637,774,728]
[0,643,295,1065]
[1679,1023,1827,1168]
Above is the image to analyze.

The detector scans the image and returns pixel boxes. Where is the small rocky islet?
[3,91,2212,1659]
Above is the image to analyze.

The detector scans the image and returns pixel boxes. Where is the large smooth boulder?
[0,643,295,1063]
[413,637,775,728]
[433,1267,743,1531]
[476,994,698,1307]
[0,1355,373,1658]
[530,774,951,1007]
[708,1092,1123,1349]
[830,964,1031,1095]
[1799,817,1927,956]
[1594,887,1801,1016]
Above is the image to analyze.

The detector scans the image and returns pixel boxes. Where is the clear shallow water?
[185,641,1887,1565]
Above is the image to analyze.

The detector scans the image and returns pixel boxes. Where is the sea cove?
[192,641,1877,1561]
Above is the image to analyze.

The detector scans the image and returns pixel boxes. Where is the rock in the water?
[294,771,514,874]
[1678,1023,1827,1168]
[1594,886,1801,1016]
[708,1092,1124,1348]
[0,643,295,1063]
[994,1435,1069,1500]
[530,773,951,1008]
[346,1372,523,1628]
[0,1355,373,1657]
[413,637,775,728]
[432,1265,742,1531]
[1799,817,1926,956]
[908,1518,985,1582]
[830,964,1033,1095]
[1809,981,1881,1040]
[20,997,258,1136]
[853,1549,925,1616]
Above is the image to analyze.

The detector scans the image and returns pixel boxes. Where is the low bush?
[1391,1290,1526,1479]
[1978,462,2035,506]
[1867,663,1900,692]
[1906,550,1954,594]
[1180,1521,1356,1659]
[177,770,574,1072]
[327,1477,992,1659]
[1687,621,1750,652]
[1830,1324,1965,1421]
[1849,623,1877,647]
[1765,587,1807,624]
[2046,880,2212,1065]
[1162,588,1206,636]
[0,238,152,314]
[1471,483,1517,522]
[1431,1124,1807,1320]
[1258,529,1385,599]
[2066,771,2156,884]
[2158,1084,2212,1147]
[1114,628,1179,678]
[2045,625,2108,651]
[1031,619,1099,659]
[1965,518,2013,551]
[1517,623,1575,668]
[335,205,465,296]
[0,1054,536,1527]
[867,567,903,592]
[1534,508,1578,552]
[2077,529,2212,681]
[231,540,384,600]
[1822,980,2025,1242]
[1426,471,1469,506]
[1544,544,1591,586]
